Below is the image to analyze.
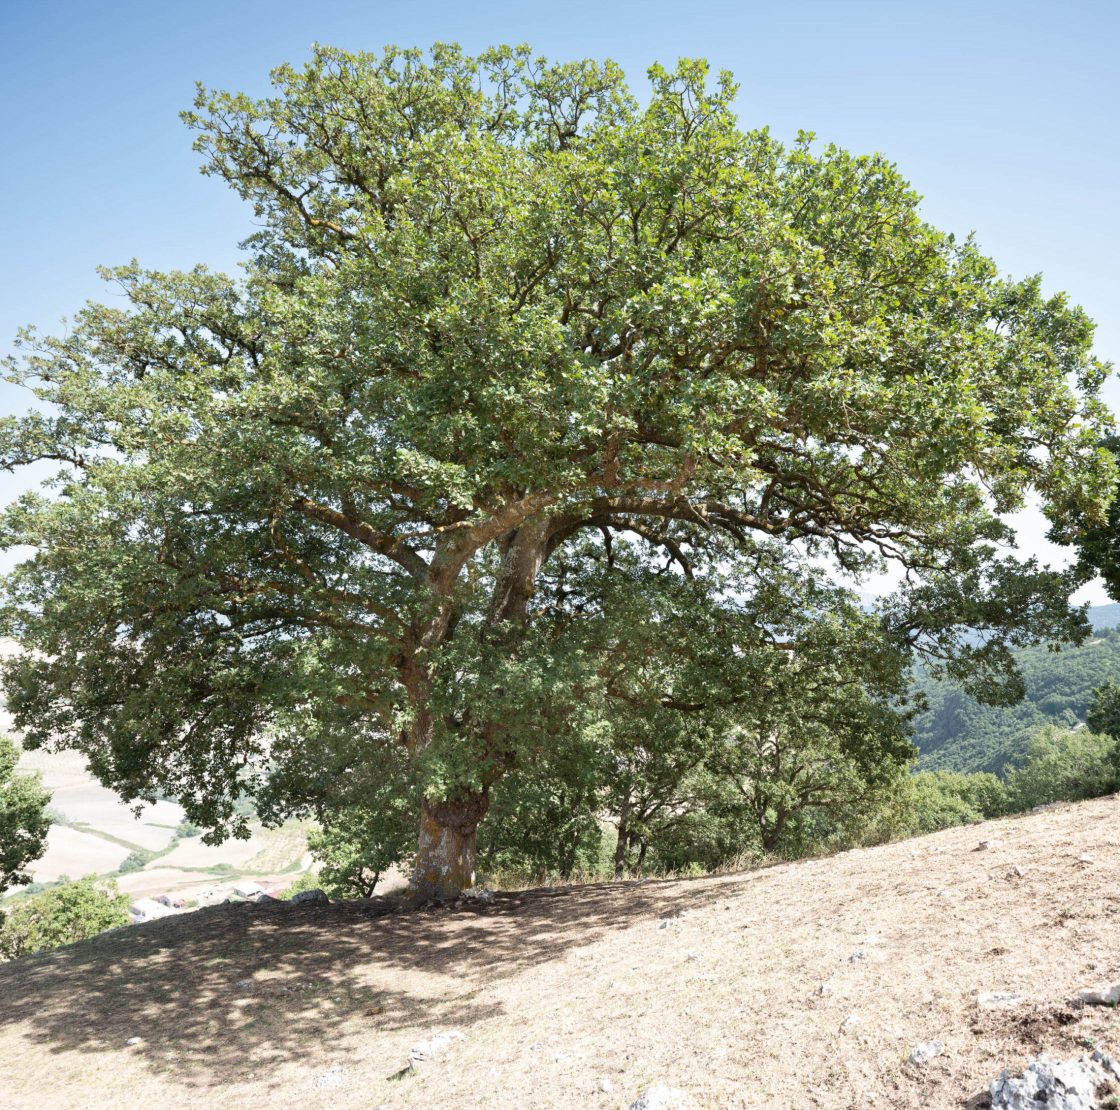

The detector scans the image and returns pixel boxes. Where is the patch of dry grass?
[2,796,1119,1108]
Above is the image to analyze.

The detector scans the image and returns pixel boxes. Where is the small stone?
[125,1036,142,1046]
[977,991,1024,1008]
[1012,865,1026,878]
[684,951,701,963]
[817,981,832,996]
[408,1030,465,1066]
[658,919,671,930]
[1075,983,1120,1007]
[628,1085,691,1110]
[600,1078,615,1094]
[236,978,251,989]
[848,950,867,963]
[908,1040,944,1066]
[291,888,330,906]
[975,839,1001,852]
[312,1064,346,1090]
[1077,854,1095,865]
[459,887,494,904]
[1091,1049,1120,1079]
[841,1013,861,1031]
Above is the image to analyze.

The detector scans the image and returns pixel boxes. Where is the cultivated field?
[9,734,313,903]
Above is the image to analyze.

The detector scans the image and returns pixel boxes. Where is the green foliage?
[1003,725,1118,810]
[0,876,129,960]
[0,734,51,895]
[117,848,156,874]
[912,627,1120,774]
[1067,436,1120,602]
[278,870,323,898]
[478,736,606,884]
[0,42,1111,893]
[308,800,416,898]
[896,770,1007,834]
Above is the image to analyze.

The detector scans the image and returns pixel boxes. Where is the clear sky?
[2,0,1117,599]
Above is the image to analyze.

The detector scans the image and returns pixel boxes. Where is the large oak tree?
[0,45,1112,899]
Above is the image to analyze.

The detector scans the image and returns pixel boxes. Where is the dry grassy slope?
[2,795,1120,1110]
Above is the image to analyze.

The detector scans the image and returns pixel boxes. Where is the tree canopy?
[0,44,1112,898]
[0,735,51,894]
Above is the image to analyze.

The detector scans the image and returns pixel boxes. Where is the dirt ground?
[2,795,1119,1109]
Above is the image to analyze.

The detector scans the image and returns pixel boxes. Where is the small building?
[129,898,176,923]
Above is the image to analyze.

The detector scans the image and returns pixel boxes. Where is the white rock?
[125,1037,142,1046]
[629,1085,691,1110]
[600,1078,615,1093]
[408,1030,465,1066]
[976,839,1001,851]
[977,991,1024,1008]
[859,934,884,945]
[1012,865,1026,878]
[1093,1049,1120,1079]
[908,1040,944,1066]
[1075,983,1120,1007]
[841,1013,861,1031]
[290,888,329,906]
[1077,854,1095,865]
[312,1064,346,1090]
[459,887,495,904]
[989,1052,1118,1109]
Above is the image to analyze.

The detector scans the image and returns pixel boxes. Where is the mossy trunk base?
[412,794,488,902]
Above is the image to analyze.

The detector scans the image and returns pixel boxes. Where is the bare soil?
[2,795,1120,1109]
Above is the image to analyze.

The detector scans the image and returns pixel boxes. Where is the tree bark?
[412,792,490,901]
[613,801,631,879]
[406,516,555,900]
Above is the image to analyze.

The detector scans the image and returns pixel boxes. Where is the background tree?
[0,877,129,960]
[1003,723,1117,810]
[0,44,1112,899]
[0,734,51,894]
[706,602,914,855]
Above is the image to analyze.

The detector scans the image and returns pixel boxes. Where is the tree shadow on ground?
[0,868,761,1093]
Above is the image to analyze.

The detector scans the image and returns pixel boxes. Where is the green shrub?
[904,770,1007,833]
[1004,725,1117,810]
[117,848,156,874]
[0,877,129,959]
[277,870,322,899]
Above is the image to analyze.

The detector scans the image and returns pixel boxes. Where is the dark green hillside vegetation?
[912,626,1120,775]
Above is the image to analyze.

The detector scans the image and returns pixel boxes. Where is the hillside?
[0,639,315,906]
[912,618,1120,775]
[2,795,1119,1109]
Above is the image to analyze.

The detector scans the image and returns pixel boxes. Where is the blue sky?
[2,0,1117,598]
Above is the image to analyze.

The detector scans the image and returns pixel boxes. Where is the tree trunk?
[412,793,490,901]
[633,837,649,878]
[613,803,630,880]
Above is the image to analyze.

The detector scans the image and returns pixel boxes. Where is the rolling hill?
[911,606,1120,776]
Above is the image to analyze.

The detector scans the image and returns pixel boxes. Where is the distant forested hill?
[911,605,1120,776]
